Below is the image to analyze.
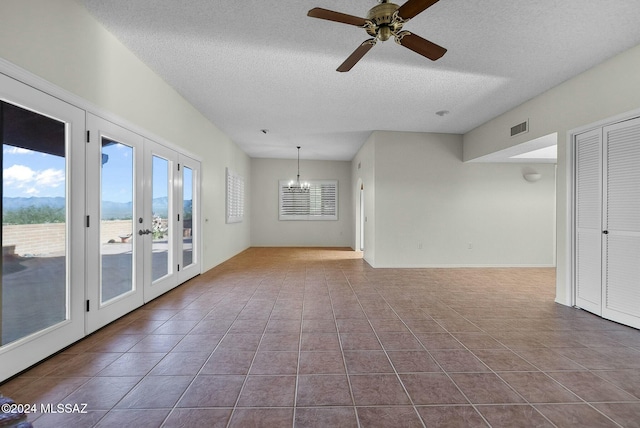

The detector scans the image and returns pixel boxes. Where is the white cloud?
[3,164,35,183]
[3,164,64,196]
[35,168,65,188]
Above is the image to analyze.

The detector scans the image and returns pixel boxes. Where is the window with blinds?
[226,168,244,223]
[279,180,338,221]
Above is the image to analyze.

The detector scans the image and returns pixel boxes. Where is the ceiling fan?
[308,0,447,72]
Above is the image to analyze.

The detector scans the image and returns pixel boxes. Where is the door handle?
[603,230,609,234]
[138,229,151,236]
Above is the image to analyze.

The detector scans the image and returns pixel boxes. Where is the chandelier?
[288,146,310,193]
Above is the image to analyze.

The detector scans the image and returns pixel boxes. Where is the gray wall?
[354,131,556,268]
[463,43,640,304]
[251,158,353,247]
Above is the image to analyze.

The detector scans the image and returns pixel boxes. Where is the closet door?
[574,129,603,315]
[601,117,640,329]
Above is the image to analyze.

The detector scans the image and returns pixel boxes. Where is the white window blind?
[279,180,338,221]
[226,168,244,223]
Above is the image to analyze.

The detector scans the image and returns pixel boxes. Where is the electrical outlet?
[418,243,423,249]
[468,242,473,249]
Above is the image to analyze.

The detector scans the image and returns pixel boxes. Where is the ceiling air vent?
[510,120,529,137]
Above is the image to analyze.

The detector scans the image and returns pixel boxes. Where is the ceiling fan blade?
[396,31,446,61]
[337,39,377,72]
[397,0,440,20]
[307,8,369,27]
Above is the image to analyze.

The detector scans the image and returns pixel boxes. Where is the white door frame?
[177,154,202,285]
[0,73,85,380]
[143,139,179,302]
[86,114,145,333]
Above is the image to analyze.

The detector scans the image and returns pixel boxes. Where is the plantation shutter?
[279,180,338,220]
[226,168,244,223]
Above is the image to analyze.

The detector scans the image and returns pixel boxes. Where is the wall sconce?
[523,172,542,182]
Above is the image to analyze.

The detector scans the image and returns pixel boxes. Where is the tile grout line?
[359,271,503,427]
[156,276,264,428]
[342,270,427,428]
[33,298,206,427]
[228,264,300,426]
[326,261,362,428]
[292,263,309,427]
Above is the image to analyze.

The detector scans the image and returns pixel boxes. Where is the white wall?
[351,133,376,265]
[463,43,640,305]
[359,131,555,268]
[251,158,352,247]
[0,0,251,270]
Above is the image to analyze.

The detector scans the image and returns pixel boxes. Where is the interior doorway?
[355,179,364,252]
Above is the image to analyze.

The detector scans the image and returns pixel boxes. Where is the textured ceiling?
[80,0,640,161]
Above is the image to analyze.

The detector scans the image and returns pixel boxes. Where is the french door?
[0,73,85,380]
[1,74,201,379]
[177,154,201,285]
[86,115,201,332]
[86,115,145,332]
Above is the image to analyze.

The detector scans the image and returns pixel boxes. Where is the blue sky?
[101,142,134,203]
[3,143,191,202]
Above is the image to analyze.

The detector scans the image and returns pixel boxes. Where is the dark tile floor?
[2,247,640,427]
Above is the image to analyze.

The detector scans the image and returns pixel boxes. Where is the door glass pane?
[152,156,170,282]
[1,101,67,346]
[183,166,193,267]
[101,138,134,303]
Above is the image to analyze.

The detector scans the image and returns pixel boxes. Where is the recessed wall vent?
[510,120,529,137]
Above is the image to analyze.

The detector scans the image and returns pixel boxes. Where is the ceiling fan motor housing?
[366,2,405,41]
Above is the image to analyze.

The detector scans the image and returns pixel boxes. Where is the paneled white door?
[574,128,603,315]
[574,116,640,329]
[601,117,640,328]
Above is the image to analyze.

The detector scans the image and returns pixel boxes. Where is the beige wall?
[2,224,66,256]
[463,43,640,304]
[250,158,352,247]
[2,220,136,255]
[0,0,251,271]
